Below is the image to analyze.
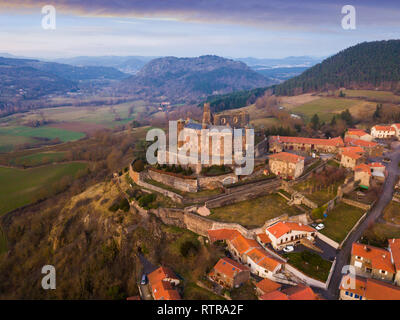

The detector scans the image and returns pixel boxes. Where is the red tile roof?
[270,136,344,147]
[257,233,272,244]
[341,276,400,300]
[369,162,385,168]
[283,285,320,300]
[260,290,289,300]
[246,247,281,272]
[354,163,371,175]
[260,285,320,300]
[266,221,314,239]
[148,266,181,300]
[365,278,400,300]
[342,150,363,160]
[269,152,304,164]
[255,278,281,295]
[352,243,395,273]
[211,257,249,279]
[389,238,400,270]
[207,229,241,242]
[372,125,395,132]
[229,234,260,255]
[345,137,378,148]
[347,129,369,137]
[392,124,400,130]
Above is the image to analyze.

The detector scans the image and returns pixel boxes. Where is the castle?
[159,103,252,174]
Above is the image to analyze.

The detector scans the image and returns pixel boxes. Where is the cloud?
[1,0,400,32]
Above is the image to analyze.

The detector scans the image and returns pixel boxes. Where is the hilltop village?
[119,103,400,301]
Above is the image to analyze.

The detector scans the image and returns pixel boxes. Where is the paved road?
[325,145,400,300]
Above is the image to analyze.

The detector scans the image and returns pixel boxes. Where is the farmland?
[0,99,150,152]
[0,162,88,216]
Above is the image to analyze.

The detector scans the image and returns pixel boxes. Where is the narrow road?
[325,145,400,299]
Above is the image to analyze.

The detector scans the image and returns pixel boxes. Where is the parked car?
[140,274,148,285]
[315,223,325,231]
[283,245,294,253]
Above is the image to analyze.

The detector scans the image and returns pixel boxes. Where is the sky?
[0,0,400,59]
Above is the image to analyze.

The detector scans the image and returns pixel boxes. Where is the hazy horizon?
[1,0,399,59]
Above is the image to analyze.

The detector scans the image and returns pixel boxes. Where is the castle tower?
[202,103,213,128]
[177,119,185,148]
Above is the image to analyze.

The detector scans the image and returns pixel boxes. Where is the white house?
[245,247,282,279]
[265,221,316,251]
[371,125,396,139]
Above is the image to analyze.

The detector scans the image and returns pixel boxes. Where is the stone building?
[344,137,384,157]
[208,257,250,289]
[350,243,395,283]
[148,266,181,300]
[345,129,374,142]
[269,136,344,155]
[340,149,365,169]
[354,163,372,188]
[268,152,304,180]
[159,103,251,174]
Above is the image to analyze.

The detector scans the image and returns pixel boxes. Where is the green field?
[291,97,373,122]
[0,125,85,152]
[318,202,365,243]
[11,151,67,166]
[209,193,302,228]
[283,251,332,282]
[0,162,88,216]
[362,222,400,248]
[338,89,400,103]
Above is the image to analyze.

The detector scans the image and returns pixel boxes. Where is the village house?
[208,257,250,289]
[245,247,283,279]
[268,152,305,180]
[260,284,321,300]
[345,129,374,142]
[371,125,396,139]
[255,278,282,297]
[389,239,400,286]
[265,221,316,251]
[350,243,395,283]
[340,148,365,169]
[269,136,344,155]
[369,162,386,182]
[148,266,181,300]
[340,276,400,300]
[391,124,400,138]
[354,163,372,188]
[344,137,383,157]
[207,229,284,280]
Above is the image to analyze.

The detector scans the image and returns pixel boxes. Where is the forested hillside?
[275,40,400,95]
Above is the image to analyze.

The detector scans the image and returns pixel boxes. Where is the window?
[354,294,359,299]
[345,291,349,296]
[349,293,353,297]
[380,270,387,274]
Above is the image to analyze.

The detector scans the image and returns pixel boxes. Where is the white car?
[315,223,325,231]
[283,245,294,253]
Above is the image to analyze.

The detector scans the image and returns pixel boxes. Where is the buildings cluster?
[206,221,322,300]
[267,127,386,188]
[340,240,400,300]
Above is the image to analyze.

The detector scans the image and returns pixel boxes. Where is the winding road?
[324,144,400,299]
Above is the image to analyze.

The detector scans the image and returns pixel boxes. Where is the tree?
[311,114,320,130]
[373,103,383,121]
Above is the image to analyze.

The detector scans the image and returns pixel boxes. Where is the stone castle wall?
[147,168,198,193]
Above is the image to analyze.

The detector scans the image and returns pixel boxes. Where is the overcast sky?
[1,0,399,59]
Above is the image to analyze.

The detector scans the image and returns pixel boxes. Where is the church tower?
[202,103,213,128]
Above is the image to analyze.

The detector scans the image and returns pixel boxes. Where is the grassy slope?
[0,162,88,216]
[11,151,67,166]
[319,202,365,243]
[209,193,302,228]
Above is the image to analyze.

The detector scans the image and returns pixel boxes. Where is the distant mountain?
[236,56,322,68]
[0,57,130,116]
[53,56,156,74]
[275,40,400,96]
[117,55,276,103]
[252,66,310,83]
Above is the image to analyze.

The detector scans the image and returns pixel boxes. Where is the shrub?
[180,240,200,257]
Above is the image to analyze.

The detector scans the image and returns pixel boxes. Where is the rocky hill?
[117,55,275,103]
